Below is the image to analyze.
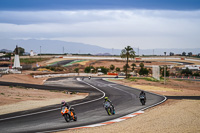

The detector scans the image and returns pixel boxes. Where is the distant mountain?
[0,39,121,55]
[0,49,13,53]
[95,53,111,56]
[0,39,199,55]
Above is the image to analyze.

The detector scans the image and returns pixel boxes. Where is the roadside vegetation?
[18,58,49,64]
[128,77,160,82]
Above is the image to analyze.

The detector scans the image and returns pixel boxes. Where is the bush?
[116,67,120,72]
[181,67,192,76]
[99,66,109,74]
[139,68,149,75]
[84,66,95,73]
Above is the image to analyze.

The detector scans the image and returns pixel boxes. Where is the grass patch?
[129,77,160,82]
[14,58,49,64]
[1,93,5,95]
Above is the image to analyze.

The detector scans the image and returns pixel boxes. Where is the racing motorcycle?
[104,101,115,115]
[61,106,77,122]
[139,95,146,105]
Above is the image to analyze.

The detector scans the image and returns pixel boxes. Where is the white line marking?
[0,79,105,121]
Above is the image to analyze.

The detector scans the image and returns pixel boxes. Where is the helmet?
[61,100,66,105]
[105,97,108,101]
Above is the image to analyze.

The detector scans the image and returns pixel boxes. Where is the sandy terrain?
[57,78,200,133]
[108,78,200,96]
[0,73,88,115]
[0,72,47,85]
[0,86,87,115]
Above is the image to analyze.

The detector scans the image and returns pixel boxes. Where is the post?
[164,52,166,85]
[40,46,41,59]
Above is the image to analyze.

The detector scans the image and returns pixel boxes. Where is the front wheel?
[64,114,70,122]
[106,108,111,115]
[141,99,145,105]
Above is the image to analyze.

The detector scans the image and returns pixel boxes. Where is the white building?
[30,50,37,56]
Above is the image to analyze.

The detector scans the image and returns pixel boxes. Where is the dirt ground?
[58,79,200,133]
[0,71,48,85]
[0,73,88,115]
[108,78,200,96]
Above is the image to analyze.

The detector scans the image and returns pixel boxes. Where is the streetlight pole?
[164,52,166,85]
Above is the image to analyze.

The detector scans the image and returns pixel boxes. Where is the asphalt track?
[48,60,74,67]
[0,78,165,133]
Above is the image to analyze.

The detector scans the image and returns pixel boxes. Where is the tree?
[160,66,169,77]
[110,64,115,71]
[139,63,144,68]
[193,72,200,76]
[169,52,174,56]
[139,63,149,75]
[116,67,120,72]
[131,63,136,71]
[188,52,193,56]
[14,47,25,56]
[74,68,79,73]
[181,67,192,76]
[84,66,95,73]
[182,52,186,56]
[120,46,135,78]
[98,66,109,74]
[139,68,149,75]
[123,64,130,72]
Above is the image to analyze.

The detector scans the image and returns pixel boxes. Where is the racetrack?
[0,78,165,133]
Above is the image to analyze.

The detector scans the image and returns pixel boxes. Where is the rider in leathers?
[139,91,146,102]
[103,97,115,114]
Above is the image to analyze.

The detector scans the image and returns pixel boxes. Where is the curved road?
[0,78,165,133]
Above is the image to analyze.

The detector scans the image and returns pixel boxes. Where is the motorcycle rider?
[103,97,115,114]
[61,100,70,110]
[139,91,146,101]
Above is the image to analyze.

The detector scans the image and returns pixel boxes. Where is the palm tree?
[120,46,135,78]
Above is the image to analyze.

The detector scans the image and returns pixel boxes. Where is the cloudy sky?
[0,0,200,50]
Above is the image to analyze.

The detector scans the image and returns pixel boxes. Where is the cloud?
[0,10,200,49]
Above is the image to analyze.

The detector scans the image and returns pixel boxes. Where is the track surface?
[0,78,165,133]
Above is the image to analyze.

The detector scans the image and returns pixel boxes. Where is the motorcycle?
[61,106,77,122]
[139,95,146,105]
[104,101,115,115]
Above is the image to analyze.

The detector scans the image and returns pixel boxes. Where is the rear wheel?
[74,115,77,121]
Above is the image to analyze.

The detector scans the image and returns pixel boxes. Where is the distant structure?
[30,50,37,56]
[12,45,22,69]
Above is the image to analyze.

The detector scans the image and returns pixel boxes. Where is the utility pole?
[40,46,41,59]
[153,49,154,56]
[164,52,166,85]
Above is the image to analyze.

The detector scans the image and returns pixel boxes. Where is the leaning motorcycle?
[139,95,146,105]
[104,101,115,115]
[61,106,77,122]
